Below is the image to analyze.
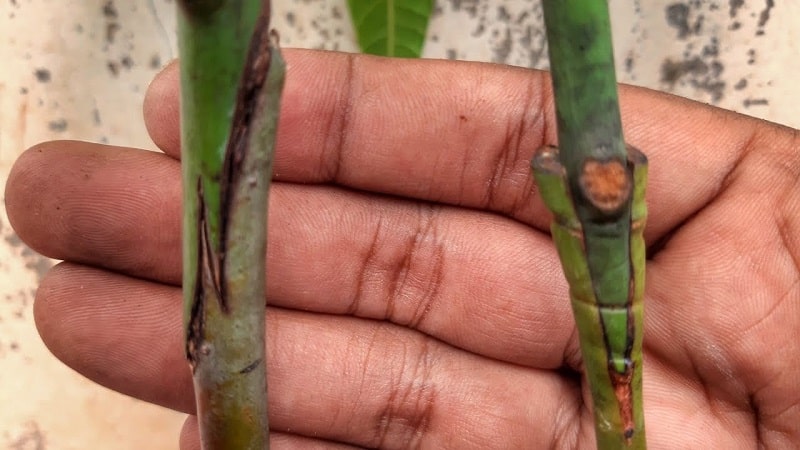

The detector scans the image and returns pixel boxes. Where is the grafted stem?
[533,1,648,448]
[178,1,284,448]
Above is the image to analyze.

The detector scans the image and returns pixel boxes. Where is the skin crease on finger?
[6,49,800,448]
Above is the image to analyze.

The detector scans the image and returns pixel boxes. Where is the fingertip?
[32,263,195,413]
[32,261,67,347]
[32,263,101,366]
[144,59,181,158]
[6,141,183,271]
[5,142,59,252]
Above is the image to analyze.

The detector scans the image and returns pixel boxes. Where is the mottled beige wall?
[1,0,796,448]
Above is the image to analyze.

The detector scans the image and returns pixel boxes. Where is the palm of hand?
[6,51,799,449]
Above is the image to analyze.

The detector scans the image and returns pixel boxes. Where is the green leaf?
[347,0,434,57]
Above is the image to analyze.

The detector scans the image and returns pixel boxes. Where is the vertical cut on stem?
[178,1,285,448]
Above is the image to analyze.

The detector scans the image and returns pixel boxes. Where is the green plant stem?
[178,1,284,448]
[535,0,648,448]
[541,0,626,179]
[532,146,647,449]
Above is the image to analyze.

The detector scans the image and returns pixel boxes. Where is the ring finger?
[36,262,583,449]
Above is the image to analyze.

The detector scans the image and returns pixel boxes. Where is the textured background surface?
[1,0,796,448]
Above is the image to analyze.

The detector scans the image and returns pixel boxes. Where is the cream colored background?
[1,1,797,448]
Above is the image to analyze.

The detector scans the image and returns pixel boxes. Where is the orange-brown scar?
[579,159,631,212]
[611,370,635,444]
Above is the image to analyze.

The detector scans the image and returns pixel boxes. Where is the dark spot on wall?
[107,61,119,76]
[519,25,531,48]
[106,22,120,43]
[121,55,133,69]
[492,28,512,63]
[23,251,53,283]
[743,98,769,107]
[92,108,102,125]
[446,48,457,60]
[694,14,704,35]
[661,56,726,103]
[758,0,774,27]
[149,53,161,69]
[661,56,707,84]
[449,0,480,17]
[33,69,50,83]
[285,11,295,26]
[102,0,118,20]
[47,119,68,132]
[756,0,774,34]
[497,5,510,22]
[734,78,747,90]
[665,3,704,39]
[666,3,691,38]
[729,0,744,18]
[702,37,718,57]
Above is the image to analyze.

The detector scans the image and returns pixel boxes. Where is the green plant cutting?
[177,0,284,448]
[532,0,648,448]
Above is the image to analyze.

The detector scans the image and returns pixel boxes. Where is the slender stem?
[178,1,284,448]
[536,1,648,448]
[541,0,626,182]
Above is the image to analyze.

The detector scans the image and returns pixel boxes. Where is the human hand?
[6,50,799,449]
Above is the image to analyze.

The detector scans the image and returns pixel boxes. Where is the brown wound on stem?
[217,9,273,312]
[187,178,211,370]
[579,158,631,214]
[611,368,636,444]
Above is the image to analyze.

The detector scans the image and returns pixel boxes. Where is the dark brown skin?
[6,50,800,449]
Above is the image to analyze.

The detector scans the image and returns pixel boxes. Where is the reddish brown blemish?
[579,158,631,213]
[611,369,635,444]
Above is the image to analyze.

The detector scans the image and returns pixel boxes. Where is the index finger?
[144,49,772,241]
